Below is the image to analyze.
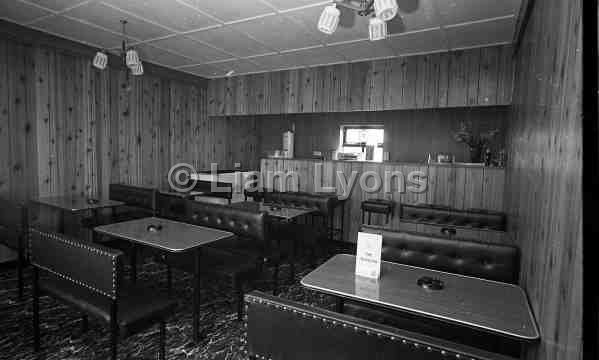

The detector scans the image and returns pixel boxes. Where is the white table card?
[355,231,382,279]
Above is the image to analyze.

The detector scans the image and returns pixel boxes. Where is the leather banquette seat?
[262,191,338,217]
[343,225,521,357]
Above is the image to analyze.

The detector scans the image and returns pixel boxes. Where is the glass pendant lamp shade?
[318,4,340,35]
[126,49,140,68]
[369,17,387,41]
[131,62,144,76]
[92,51,108,69]
[373,0,398,21]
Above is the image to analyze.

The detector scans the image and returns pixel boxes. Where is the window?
[339,125,384,162]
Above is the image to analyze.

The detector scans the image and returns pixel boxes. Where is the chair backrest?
[29,228,123,299]
[187,201,268,247]
[245,291,516,360]
[0,198,28,250]
[360,225,519,284]
[156,192,189,221]
[109,184,157,212]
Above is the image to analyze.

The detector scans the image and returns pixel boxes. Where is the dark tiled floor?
[0,255,337,360]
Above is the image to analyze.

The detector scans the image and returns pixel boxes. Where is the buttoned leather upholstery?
[360,225,518,283]
[30,228,176,338]
[401,204,506,231]
[245,291,516,360]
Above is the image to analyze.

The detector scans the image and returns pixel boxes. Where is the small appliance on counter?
[282,123,294,159]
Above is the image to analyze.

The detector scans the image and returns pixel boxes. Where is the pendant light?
[373,0,398,22]
[318,4,341,35]
[131,62,144,76]
[368,17,387,41]
[126,49,140,68]
[92,51,108,69]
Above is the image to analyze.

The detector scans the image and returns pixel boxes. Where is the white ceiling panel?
[248,52,308,71]
[102,0,219,32]
[210,59,266,75]
[445,16,515,50]
[437,0,521,26]
[149,35,234,63]
[179,0,275,23]
[26,0,89,12]
[133,43,195,67]
[0,0,52,24]
[30,15,124,48]
[328,39,395,62]
[387,28,446,55]
[265,0,327,11]
[230,14,322,51]
[187,27,275,58]
[181,63,227,77]
[284,46,347,67]
[63,2,174,41]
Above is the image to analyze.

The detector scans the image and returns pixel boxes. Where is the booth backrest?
[187,201,267,245]
[262,191,337,216]
[245,291,516,360]
[109,184,157,212]
[360,226,519,284]
[156,192,189,221]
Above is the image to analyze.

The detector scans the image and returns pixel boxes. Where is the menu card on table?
[355,231,382,279]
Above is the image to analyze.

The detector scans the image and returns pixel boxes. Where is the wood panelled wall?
[208,45,514,116]
[261,158,506,244]
[0,35,255,203]
[504,0,582,358]
[251,107,508,163]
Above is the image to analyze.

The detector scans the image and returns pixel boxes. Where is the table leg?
[193,247,202,342]
[130,244,137,284]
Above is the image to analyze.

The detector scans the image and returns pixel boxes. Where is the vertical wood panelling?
[504,0,582,358]
[0,40,10,197]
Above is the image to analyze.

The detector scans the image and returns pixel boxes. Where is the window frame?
[341,125,385,148]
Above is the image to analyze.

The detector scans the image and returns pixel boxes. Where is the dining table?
[229,201,316,222]
[301,254,540,342]
[94,216,235,343]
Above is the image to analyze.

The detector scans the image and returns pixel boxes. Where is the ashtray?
[146,224,163,233]
[86,198,99,205]
[417,276,444,291]
[269,205,282,211]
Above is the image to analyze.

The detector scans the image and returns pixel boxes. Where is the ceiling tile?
[149,35,234,63]
[26,0,88,12]
[284,46,346,67]
[0,0,52,23]
[179,0,275,23]
[210,59,266,75]
[102,0,219,32]
[181,63,225,77]
[187,27,274,58]
[134,43,196,67]
[63,2,174,41]
[445,16,515,50]
[230,14,322,51]
[249,52,307,71]
[266,0,327,11]
[387,28,446,55]
[437,0,521,25]
[327,39,395,61]
[30,15,124,48]
[286,4,370,44]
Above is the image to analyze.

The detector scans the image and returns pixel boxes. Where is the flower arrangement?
[453,122,499,162]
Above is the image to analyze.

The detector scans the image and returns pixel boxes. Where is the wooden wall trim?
[0,19,208,87]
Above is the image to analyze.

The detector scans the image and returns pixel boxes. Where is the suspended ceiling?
[0,0,521,78]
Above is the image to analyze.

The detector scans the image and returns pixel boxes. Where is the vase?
[469,146,483,163]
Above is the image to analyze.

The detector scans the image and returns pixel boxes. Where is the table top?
[33,195,125,212]
[301,254,539,341]
[94,217,235,253]
[229,201,316,220]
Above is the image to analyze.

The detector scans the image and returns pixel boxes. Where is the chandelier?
[318,0,399,41]
[92,20,143,75]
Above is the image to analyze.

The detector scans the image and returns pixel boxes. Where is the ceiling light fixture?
[318,4,341,35]
[92,19,144,76]
[318,0,398,41]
